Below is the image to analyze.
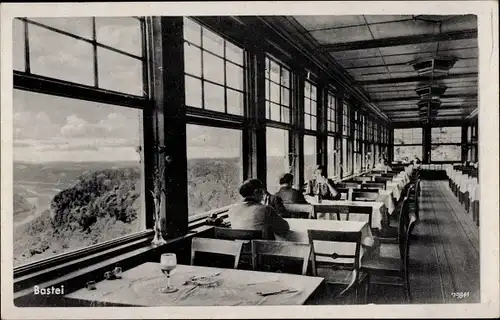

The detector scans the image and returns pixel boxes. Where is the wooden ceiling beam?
[373,92,477,103]
[358,72,478,85]
[318,29,477,52]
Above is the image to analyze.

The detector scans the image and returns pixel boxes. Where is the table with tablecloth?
[276,218,375,266]
[65,263,325,306]
[305,198,387,230]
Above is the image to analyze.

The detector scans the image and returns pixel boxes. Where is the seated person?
[374,159,392,171]
[304,165,340,200]
[412,155,422,165]
[274,173,308,204]
[401,157,410,164]
[262,186,290,218]
[227,179,289,238]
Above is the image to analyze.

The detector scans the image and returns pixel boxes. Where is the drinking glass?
[160,253,178,293]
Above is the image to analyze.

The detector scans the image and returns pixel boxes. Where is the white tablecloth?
[306,199,387,230]
[378,190,395,215]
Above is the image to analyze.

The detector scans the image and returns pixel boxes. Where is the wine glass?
[160,253,178,293]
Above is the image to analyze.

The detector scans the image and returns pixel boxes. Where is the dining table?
[65,262,326,306]
[304,196,388,230]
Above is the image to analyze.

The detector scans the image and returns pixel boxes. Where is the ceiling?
[267,15,478,124]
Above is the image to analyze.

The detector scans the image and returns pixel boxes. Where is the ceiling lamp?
[418,99,441,122]
[410,57,457,76]
[415,84,447,99]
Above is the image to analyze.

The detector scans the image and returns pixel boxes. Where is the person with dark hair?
[227,179,289,238]
[274,173,308,204]
[304,165,340,200]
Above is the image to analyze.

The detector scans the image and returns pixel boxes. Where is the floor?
[317,179,480,305]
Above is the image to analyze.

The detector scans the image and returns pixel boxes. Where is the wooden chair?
[353,176,373,183]
[361,198,416,303]
[314,204,373,227]
[351,191,379,202]
[283,203,314,219]
[307,229,369,303]
[374,176,393,184]
[251,240,311,275]
[214,227,263,269]
[191,237,243,269]
[361,182,386,190]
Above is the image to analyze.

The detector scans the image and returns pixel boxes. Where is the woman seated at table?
[227,179,290,238]
[274,173,308,204]
[304,165,340,200]
[374,158,392,172]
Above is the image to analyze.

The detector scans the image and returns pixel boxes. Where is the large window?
[327,136,340,179]
[183,18,245,115]
[13,17,147,267]
[13,90,144,267]
[304,134,317,181]
[303,81,317,130]
[393,128,423,162]
[431,127,462,161]
[327,92,337,132]
[266,127,289,193]
[265,57,292,123]
[17,17,145,96]
[354,111,362,173]
[186,125,243,215]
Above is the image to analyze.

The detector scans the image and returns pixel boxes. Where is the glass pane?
[265,101,270,119]
[226,89,243,116]
[431,145,461,161]
[304,82,311,98]
[281,106,290,123]
[266,127,289,193]
[13,18,25,71]
[202,28,224,56]
[183,18,201,46]
[270,82,280,103]
[184,42,202,76]
[270,103,280,122]
[304,114,311,130]
[186,125,242,215]
[225,41,243,66]
[310,85,317,101]
[29,17,93,39]
[226,62,243,91]
[29,24,94,86]
[13,89,144,267]
[281,68,290,88]
[95,17,142,57]
[431,127,461,143]
[393,145,423,162]
[311,101,316,116]
[281,87,290,106]
[304,97,311,114]
[203,82,224,113]
[311,117,317,131]
[203,51,224,84]
[269,60,280,83]
[185,75,202,108]
[327,136,335,178]
[265,82,270,101]
[342,138,348,177]
[303,135,317,181]
[97,47,143,96]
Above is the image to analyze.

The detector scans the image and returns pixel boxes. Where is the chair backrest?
[191,237,243,269]
[307,229,363,273]
[335,188,350,200]
[361,182,386,190]
[214,227,263,241]
[353,188,379,194]
[251,240,311,275]
[283,204,314,219]
[351,191,379,202]
[374,176,393,183]
[397,198,411,263]
[353,176,373,183]
[336,182,360,189]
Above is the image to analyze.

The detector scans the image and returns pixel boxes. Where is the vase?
[151,198,167,246]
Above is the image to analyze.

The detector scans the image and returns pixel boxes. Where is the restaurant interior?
[12,14,481,307]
